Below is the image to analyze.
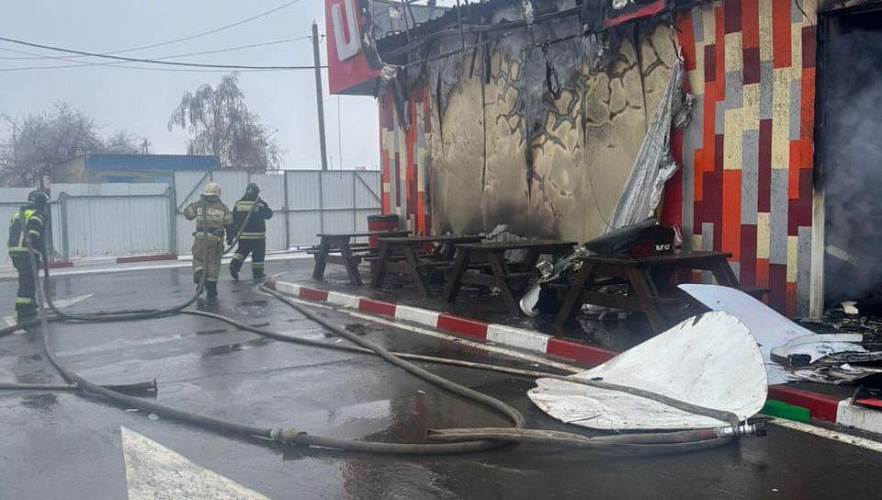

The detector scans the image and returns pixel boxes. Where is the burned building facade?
[327,0,882,317]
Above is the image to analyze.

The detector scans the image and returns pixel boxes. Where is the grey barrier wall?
[0,170,381,266]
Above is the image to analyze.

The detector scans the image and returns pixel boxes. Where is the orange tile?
[801,67,816,140]
[723,170,742,261]
[756,258,770,286]
[786,282,797,317]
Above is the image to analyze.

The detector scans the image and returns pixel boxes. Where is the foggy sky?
[0,0,380,170]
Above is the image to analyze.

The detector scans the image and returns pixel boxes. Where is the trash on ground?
[528,311,767,430]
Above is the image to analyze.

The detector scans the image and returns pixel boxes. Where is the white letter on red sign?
[332,0,360,61]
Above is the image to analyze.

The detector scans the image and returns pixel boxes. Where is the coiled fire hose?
[0,234,762,456]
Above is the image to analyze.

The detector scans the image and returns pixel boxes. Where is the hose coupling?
[276,428,308,444]
[716,421,767,438]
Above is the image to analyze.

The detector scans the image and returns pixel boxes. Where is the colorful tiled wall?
[379,86,432,236]
[667,0,818,316]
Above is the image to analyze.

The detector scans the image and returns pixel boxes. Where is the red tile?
[801,67,816,140]
[772,0,792,68]
[769,263,788,313]
[802,26,816,68]
[740,224,758,285]
[677,12,697,71]
[704,44,717,83]
[724,0,743,33]
[743,47,761,84]
[742,0,760,48]
[723,170,742,260]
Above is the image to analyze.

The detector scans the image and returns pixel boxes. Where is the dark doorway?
[817,8,882,304]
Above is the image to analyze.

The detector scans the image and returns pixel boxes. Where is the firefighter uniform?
[7,192,47,320]
[230,183,273,280]
[183,182,233,297]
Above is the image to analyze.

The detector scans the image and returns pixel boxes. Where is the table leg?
[554,262,596,334]
[625,267,668,333]
[710,259,740,287]
[339,241,362,286]
[404,245,430,297]
[444,249,471,303]
[369,241,391,289]
[486,250,519,313]
[312,238,331,281]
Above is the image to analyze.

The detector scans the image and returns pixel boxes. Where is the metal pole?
[283,171,291,251]
[312,21,329,171]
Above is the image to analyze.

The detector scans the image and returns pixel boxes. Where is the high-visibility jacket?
[7,206,44,257]
[183,194,234,240]
[232,197,273,240]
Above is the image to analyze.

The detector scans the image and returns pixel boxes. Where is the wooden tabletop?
[378,235,484,244]
[578,250,733,265]
[456,239,577,251]
[316,230,411,239]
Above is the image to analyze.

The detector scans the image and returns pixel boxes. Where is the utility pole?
[311,20,329,171]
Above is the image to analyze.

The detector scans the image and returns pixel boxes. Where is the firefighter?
[7,190,48,322]
[229,183,273,281]
[183,182,234,298]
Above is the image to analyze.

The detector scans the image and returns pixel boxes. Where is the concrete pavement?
[1,261,881,499]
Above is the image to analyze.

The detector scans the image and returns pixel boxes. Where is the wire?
[0,37,312,72]
[0,0,304,61]
[0,36,322,70]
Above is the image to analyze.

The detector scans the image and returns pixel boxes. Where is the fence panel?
[1,169,382,265]
[62,194,170,259]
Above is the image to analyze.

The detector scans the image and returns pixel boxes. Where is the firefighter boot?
[193,270,203,285]
[229,259,241,281]
[206,282,218,298]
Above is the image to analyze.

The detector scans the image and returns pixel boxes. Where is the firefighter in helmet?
[7,190,48,322]
[183,182,234,298]
[229,182,273,281]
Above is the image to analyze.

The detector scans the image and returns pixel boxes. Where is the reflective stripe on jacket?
[8,207,44,256]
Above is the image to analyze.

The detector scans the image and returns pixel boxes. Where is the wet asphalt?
[1,261,881,499]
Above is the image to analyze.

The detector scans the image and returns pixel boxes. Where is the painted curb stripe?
[486,324,550,353]
[546,337,617,366]
[359,298,397,316]
[768,386,840,422]
[272,281,855,429]
[437,314,488,340]
[395,305,440,328]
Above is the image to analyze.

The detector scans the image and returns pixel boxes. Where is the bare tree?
[0,103,147,186]
[168,73,280,172]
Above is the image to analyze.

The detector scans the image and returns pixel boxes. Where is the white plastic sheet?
[529,311,767,430]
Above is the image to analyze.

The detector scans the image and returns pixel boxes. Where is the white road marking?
[121,426,269,500]
[273,294,581,373]
[769,419,882,454]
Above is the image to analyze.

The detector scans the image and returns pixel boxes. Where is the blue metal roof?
[85,154,219,171]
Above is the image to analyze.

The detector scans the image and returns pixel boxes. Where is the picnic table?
[312,230,410,285]
[552,250,767,333]
[444,240,576,313]
[370,235,484,297]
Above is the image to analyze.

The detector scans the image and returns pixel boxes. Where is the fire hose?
[0,231,763,455]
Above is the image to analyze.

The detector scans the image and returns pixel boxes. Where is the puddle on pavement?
[195,328,228,336]
[20,393,58,410]
[201,337,274,357]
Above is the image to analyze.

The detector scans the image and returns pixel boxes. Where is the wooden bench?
[370,235,484,297]
[312,230,410,285]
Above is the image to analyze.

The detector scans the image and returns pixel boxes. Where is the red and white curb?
[266,280,882,435]
[266,280,617,366]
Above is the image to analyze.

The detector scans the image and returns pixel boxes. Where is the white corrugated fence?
[0,170,381,266]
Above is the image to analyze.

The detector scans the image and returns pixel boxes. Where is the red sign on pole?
[325,0,379,95]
